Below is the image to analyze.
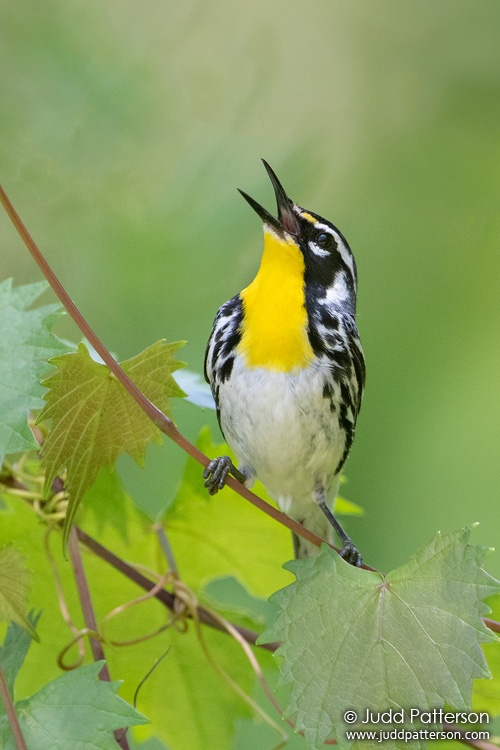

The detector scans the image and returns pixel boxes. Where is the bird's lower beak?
[238,160,299,237]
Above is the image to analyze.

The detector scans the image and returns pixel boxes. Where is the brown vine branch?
[68,528,130,750]
[68,528,109,671]
[44,528,86,670]
[0,661,28,750]
[0,183,334,555]
[484,618,500,634]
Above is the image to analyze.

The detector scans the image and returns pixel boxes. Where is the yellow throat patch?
[238,228,315,371]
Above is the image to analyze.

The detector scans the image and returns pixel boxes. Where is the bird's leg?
[315,487,363,567]
[203,457,252,495]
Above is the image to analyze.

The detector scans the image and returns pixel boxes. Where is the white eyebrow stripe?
[308,240,330,257]
[314,222,355,277]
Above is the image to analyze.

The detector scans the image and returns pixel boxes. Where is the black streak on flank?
[219,356,235,383]
[338,382,352,432]
[335,438,352,476]
[204,294,243,384]
[221,329,241,360]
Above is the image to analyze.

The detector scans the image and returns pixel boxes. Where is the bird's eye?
[316,232,335,249]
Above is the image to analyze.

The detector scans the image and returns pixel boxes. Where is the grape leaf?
[38,340,185,548]
[0,661,149,750]
[0,545,38,640]
[0,279,70,462]
[259,527,500,750]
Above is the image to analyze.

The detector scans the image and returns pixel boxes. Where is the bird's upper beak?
[238,160,299,238]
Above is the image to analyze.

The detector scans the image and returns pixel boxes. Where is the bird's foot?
[203,456,232,495]
[339,540,363,567]
[316,497,363,567]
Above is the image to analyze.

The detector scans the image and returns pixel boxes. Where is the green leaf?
[260,527,500,750]
[0,279,70,461]
[39,340,185,548]
[0,545,38,640]
[0,661,149,750]
[202,575,276,630]
[0,611,41,699]
[165,426,294,598]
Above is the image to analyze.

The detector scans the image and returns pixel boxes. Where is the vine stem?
[484,618,500,633]
[0,183,336,556]
[0,661,28,750]
[68,528,131,750]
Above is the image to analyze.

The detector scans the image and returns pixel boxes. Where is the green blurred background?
[1,0,499,576]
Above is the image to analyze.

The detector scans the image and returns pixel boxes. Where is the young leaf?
[259,527,500,750]
[0,546,38,640]
[0,279,70,461]
[0,661,149,750]
[38,340,185,548]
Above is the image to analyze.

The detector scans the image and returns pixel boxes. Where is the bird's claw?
[203,456,232,495]
[339,540,363,567]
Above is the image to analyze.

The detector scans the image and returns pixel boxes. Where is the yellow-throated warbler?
[203,161,365,564]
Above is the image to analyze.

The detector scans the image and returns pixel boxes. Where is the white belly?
[218,355,345,503]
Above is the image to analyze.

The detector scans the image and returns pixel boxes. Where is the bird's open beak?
[238,160,299,237]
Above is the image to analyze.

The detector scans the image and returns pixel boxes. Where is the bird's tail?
[291,507,333,559]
